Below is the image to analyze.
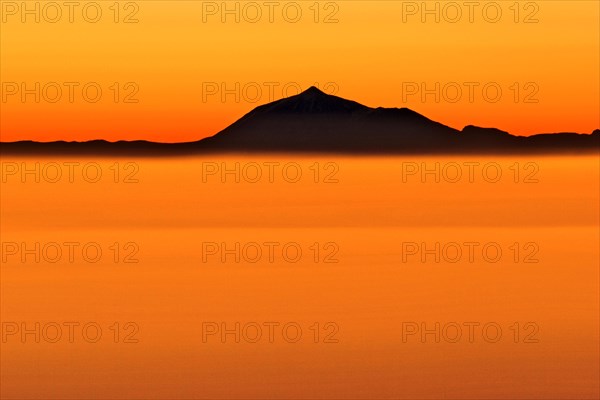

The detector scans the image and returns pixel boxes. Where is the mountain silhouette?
[2,86,598,155]
[200,86,461,153]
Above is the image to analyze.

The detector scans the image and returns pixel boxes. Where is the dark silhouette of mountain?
[2,86,598,155]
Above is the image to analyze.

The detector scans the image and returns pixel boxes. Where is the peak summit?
[301,86,326,95]
[258,86,368,114]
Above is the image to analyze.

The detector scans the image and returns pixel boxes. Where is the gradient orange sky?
[1,0,599,142]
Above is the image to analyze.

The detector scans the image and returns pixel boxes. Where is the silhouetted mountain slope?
[201,87,462,152]
[2,86,598,155]
[198,87,598,153]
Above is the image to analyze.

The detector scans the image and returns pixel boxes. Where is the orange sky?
[1,0,599,142]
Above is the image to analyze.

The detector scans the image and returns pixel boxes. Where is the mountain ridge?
[2,86,598,155]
